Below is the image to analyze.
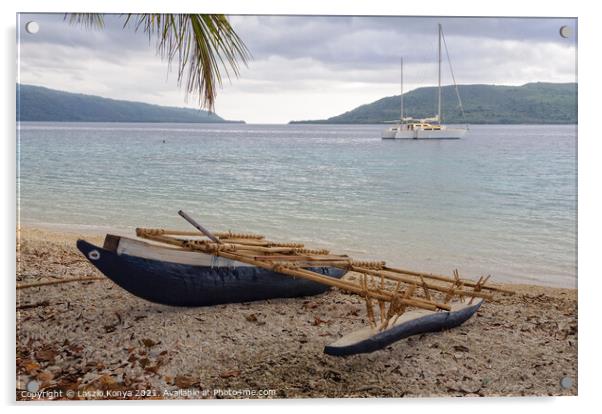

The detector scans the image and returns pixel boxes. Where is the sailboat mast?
[437,23,442,124]
[400,57,404,122]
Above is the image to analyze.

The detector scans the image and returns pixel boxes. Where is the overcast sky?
[18,14,577,123]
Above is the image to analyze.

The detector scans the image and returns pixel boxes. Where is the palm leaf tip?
[127,13,250,111]
[66,13,250,111]
[65,13,105,29]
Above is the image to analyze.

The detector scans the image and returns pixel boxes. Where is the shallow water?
[17,122,577,288]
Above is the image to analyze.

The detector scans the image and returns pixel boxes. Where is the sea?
[17,122,577,288]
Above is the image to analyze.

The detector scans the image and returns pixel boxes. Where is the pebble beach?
[16,227,578,400]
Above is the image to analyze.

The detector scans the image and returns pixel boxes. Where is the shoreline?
[16,226,577,399]
[18,222,135,238]
[18,224,576,290]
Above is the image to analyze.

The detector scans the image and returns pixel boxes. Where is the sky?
[17,14,577,124]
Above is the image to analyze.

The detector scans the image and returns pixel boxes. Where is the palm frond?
[67,13,250,111]
[65,13,104,29]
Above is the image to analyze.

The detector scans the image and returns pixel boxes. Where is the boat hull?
[77,239,347,307]
[324,300,482,356]
[382,128,466,139]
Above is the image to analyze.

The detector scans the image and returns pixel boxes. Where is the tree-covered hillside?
[17,84,244,123]
[291,82,576,124]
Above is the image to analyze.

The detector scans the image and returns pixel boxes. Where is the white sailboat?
[382,24,468,140]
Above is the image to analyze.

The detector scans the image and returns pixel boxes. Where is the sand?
[16,227,577,400]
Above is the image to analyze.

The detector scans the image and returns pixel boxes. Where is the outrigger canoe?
[76,235,347,307]
[74,211,512,356]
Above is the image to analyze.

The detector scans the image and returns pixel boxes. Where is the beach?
[16,227,577,399]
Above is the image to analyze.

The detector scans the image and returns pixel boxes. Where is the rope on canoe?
[294,248,330,255]
[350,260,385,270]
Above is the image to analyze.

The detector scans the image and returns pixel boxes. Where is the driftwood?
[16,276,106,290]
[16,300,51,310]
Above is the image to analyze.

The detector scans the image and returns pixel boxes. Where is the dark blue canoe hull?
[324,300,483,356]
[77,239,347,307]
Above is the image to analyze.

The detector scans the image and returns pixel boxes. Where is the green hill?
[17,84,244,123]
[290,82,577,124]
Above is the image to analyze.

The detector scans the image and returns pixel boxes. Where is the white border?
[3,0,600,412]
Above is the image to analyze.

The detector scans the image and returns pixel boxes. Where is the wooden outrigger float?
[76,210,513,356]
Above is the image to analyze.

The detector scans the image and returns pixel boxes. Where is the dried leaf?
[68,344,84,354]
[35,348,57,362]
[174,375,197,388]
[91,374,122,392]
[312,316,330,326]
[145,365,160,374]
[37,371,54,382]
[453,345,470,353]
[219,370,241,378]
[141,338,156,348]
[23,360,40,373]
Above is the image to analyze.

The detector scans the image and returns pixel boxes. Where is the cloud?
[230,15,576,65]
[17,13,577,123]
[19,14,152,54]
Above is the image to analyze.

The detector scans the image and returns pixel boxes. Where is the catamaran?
[382,24,468,140]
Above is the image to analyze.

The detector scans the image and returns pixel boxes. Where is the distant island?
[17,84,244,124]
[290,82,577,124]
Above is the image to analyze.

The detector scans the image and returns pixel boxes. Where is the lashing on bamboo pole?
[381,284,416,331]
[136,228,265,240]
[419,275,432,301]
[382,282,403,330]
[469,275,490,305]
[295,248,330,255]
[360,274,377,328]
[350,260,386,269]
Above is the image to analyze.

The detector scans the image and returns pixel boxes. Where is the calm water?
[17,122,577,288]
